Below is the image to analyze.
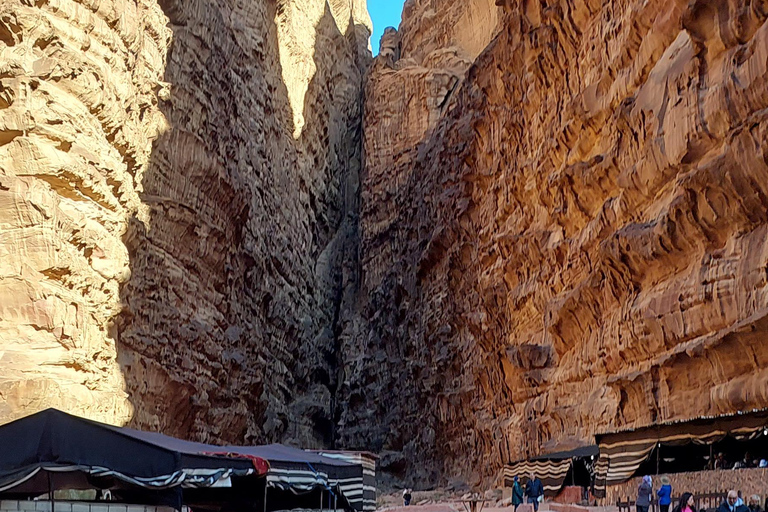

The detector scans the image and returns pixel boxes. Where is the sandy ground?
[375,492,619,512]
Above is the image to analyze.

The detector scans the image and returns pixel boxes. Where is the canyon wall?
[0,0,371,446]
[349,0,768,486]
[5,0,768,492]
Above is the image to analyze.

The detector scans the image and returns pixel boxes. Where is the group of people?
[510,473,544,511]
[708,452,768,470]
[637,475,765,512]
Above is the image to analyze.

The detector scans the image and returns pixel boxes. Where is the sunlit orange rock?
[345,0,768,486]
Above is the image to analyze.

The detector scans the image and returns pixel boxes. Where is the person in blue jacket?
[657,476,673,512]
[525,472,544,512]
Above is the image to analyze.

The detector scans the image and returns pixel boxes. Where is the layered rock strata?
[0,0,371,446]
[0,0,171,423]
[349,0,768,486]
[5,0,768,491]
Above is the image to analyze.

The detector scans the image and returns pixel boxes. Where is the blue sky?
[368,1,406,55]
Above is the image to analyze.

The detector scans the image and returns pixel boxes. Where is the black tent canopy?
[239,445,362,500]
[119,434,367,510]
[0,409,368,512]
[0,409,262,495]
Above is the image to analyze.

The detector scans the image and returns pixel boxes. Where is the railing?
[617,493,729,512]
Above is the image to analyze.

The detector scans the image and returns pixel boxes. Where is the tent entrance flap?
[503,446,598,498]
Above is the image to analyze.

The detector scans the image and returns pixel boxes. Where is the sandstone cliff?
[5,0,768,492]
[349,0,768,486]
[0,0,371,446]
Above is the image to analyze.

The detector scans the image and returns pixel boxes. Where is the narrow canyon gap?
[2,0,768,489]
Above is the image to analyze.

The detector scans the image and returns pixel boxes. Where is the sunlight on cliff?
[0,0,172,426]
[275,0,371,138]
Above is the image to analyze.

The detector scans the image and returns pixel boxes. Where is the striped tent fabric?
[312,452,377,511]
[594,408,768,493]
[502,459,572,497]
[593,441,655,494]
[241,445,365,511]
[593,454,610,498]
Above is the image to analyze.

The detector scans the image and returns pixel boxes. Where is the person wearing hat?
[637,476,653,512]
[718,490,750,512]
[748,495,762,512]
[657,476,673,512]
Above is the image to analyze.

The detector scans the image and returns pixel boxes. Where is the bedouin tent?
[503,445,600,498]
[233,444,366,512]
[0,409,369,512]
[311,451,377,512]
[593,408,768,496]
[75,423,368,511]
[0,409,267,509]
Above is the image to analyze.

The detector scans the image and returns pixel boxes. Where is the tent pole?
[656,443,660,475]
[572,458,576,486]
[320,490,323,511]
[47,471,55,512]
[264,483,268,512]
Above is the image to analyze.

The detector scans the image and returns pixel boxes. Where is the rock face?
[5,0,768,492]
[0,0,371,446]
[0,0,171,424]
[349,0,768,486]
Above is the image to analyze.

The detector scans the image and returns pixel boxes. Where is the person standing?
[403,489,412,506]
[657,476,673,512]
[637,476,652,512]
[512,476,524,511]
[525,472,544,512]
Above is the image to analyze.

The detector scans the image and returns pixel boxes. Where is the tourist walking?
[637,476,652,512]
[512,476,524,511]
[657,476,672,512]
[748,495,762,512]
[718,490,750,512]
[525,472,544,512]
[403,489,412,506]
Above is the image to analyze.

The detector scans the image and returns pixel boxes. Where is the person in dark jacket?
[512,476,524,510]
[657,476,673,512]
[525,472,544,512]
[718,491,750,512]
[637,476,652,512]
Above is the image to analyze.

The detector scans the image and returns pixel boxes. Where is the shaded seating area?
[0,409,370,512]
[0,409,266,510]
[111,432,366,510]
[594,408,768,495]
[503,445,600,499]
[235,444,366,512]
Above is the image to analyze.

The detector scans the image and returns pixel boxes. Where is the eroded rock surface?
[0,0,171,423]
[5,0,768,490]
[349,0,768,485]
[0,0,371,446]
